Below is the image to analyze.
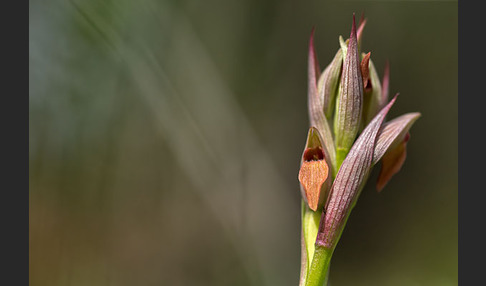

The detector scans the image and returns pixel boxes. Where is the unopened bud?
[334,15,364,165]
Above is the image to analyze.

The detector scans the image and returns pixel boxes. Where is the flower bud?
[298,15,421,284]
[334,15,364,165]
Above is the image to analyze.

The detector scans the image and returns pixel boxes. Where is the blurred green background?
[29,0,457,285]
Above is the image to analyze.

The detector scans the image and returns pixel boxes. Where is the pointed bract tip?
[350,14,357,38]
[309,27,316,49]
[383,60,390,82]
[357,17,367,42]
[308,27,320,85]
[310,26,316,39]
[379,93,398,118]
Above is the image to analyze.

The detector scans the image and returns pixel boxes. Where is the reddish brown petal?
[373,112,421,165]
[299,160,329,211]
[376,136,408,192]
[361,52,371,90]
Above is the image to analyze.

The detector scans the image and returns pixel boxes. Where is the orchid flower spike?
[298,13,421,286]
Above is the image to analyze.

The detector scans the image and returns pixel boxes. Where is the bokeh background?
[29,0,457,285]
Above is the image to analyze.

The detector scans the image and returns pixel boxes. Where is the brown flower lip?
[299,127,330,211]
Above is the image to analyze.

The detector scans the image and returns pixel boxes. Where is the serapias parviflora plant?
[298,14,421,286]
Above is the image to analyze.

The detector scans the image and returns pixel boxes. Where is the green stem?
[300,143,351,285]
[305,245,333,286]
[300,201,324,286]
[301,147,349,285]
[299,201,308,286]
[304,202,356,286]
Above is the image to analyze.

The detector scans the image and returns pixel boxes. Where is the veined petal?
[318,48,343,120]
[317,96,397,249]
[334,14,364,160]
[308,27,321,116]
[307,29,337,173]
[373,112,421,165]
